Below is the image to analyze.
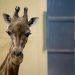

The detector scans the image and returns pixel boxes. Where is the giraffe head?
[3,6,38,65]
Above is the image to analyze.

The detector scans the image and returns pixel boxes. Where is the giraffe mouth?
[11,52,24,65]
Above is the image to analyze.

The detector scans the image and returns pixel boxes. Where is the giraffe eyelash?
[6,31,12,35]
[25,32,31,37]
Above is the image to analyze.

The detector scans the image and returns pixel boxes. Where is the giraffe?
[0,6,38,75]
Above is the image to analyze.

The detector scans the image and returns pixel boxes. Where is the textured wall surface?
[0,0,47,75]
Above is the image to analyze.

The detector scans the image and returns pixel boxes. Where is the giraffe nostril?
[16,51,22,57]
[12,51,16,55]
[13,51,16,55]
[16,52,22,56]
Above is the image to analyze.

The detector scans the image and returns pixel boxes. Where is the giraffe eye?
[6,31,12,35]
[25,32,31,37]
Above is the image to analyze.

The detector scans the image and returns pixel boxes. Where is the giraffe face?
[9,21,31,49]
[3,6,38,65]
[7,20,31,65]
[7,21,31,53]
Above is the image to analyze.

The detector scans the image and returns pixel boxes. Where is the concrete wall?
[0,0,48,75]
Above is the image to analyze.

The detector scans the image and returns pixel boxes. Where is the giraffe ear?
[28,17,38,27]
[3,13,11,23]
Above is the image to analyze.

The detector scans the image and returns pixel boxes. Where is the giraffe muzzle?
[12,50,23,57]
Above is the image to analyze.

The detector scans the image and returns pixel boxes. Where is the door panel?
[48,53,74,75]
[46,22,74,49]
[46,0,75,75]
[47,0,74,16]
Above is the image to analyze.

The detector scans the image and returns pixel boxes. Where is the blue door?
[44,0,75,75]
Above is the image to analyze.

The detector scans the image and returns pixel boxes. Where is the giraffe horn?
[13,6,20,18]
[23,7,28,22]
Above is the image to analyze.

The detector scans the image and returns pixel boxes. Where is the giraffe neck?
[0,52,20,75]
